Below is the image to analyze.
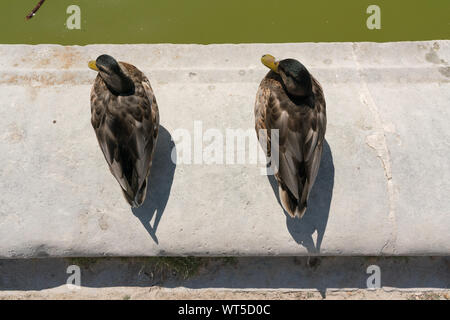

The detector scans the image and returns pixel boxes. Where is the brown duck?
[89,55,159,207]
[255,55,326,219]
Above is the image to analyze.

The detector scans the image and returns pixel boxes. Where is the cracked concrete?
[0,41,449,257]
[353,43,398,254]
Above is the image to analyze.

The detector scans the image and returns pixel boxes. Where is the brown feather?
[91,62,159,207]
[255,70,326,218]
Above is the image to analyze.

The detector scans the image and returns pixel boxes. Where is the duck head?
[261,54,312,98]
[88,54,134,95]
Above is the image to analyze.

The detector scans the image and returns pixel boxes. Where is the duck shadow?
[267,140,334,255]
[131,126,176,244]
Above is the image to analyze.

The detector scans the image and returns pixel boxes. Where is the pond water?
[1,0,449,44]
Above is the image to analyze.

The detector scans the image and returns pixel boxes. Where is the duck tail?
[279,181,308,219]
[295,179,311,219]
[133,179,148,208]
[121,179,147,208]
[121,188,136,207]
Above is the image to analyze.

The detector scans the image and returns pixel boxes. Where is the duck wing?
[254,83,272,159]
[91,75,159,207]
[303,76,326,193]
[255,73,326,217]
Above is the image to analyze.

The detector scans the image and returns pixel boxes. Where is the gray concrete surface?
[0,41,449,257]
[0,257,449,300]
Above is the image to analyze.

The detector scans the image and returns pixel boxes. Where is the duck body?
[255,59,326,219]
[90,59,159,207]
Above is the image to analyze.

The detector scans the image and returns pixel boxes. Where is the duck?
[255,54,327,219]
[89,54,159,208]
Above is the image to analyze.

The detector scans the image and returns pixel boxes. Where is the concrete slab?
[0,41,448,257]
[1,257,449,295]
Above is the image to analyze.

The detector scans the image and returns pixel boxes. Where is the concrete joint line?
[352,43,398,254]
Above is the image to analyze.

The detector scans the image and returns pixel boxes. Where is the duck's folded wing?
[120,83,159,197]
[303,78,327,191]
[142,79,159,140]
[94,88,158,196]
[254,86,271,157]
[272,107,305,200]
[94,120,132,193]
[126,79,159,188]
[299,113,323,200]
[270,99,323,202]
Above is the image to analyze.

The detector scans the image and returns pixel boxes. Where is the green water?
[1,0,449,44]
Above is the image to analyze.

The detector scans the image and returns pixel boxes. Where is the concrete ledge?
[0,41,449,257]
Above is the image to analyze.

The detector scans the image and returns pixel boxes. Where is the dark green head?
[88,54,134,95]
[261,55,312,97]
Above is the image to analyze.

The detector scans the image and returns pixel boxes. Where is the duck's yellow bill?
[261,54,279,73]
[88,60,99,71]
